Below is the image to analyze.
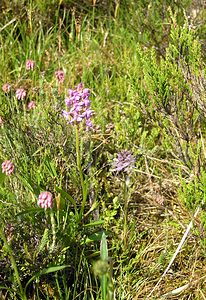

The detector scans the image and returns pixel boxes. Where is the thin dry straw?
[160,274,206,298]
[0,18,16,32]
[146,205,200,299]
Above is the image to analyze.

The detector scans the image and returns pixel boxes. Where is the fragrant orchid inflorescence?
[63,83,94,129]
[111,150,135,173]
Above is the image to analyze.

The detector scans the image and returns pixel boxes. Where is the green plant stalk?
[101,273,107,300]
[100,232,109,300]
[123,176,129,248]
[73,249,84,298]
[55,272,63,299]
[0,227,27,300]
[75,125,87,221]
[50,209,56,252]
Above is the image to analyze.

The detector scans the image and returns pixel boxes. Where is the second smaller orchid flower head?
[26,59,35,71]
[55,70,65,83]
[38,191,53,209]
[111,150,136,173]
[63,83,94,129]
[16,88,26,100]
[2,160,14,175]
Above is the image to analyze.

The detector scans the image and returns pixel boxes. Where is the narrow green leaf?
[16,208,43,217]
[82,231,104,245]
[84,220,104,227]
[25,265,69,292]
[100,232,108,261]
[36,228,49,255]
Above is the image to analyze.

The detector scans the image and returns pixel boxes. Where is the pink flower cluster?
[37,191,53,209]
[63,83,94,129]
[2,160,14,175]
[16,88,26,100]
[2,83,11,93]
[26,59,35,71]
[111,150,136,173]
[27,101,36,110]
[55,70,65,83]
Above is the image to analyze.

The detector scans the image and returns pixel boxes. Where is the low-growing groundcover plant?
[1,1,206,299]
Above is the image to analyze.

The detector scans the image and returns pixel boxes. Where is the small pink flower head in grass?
[26,59,35,71]
[2,160,14,175]
[55,70,65,83]
[16,88,26,100]
[38,191,53,209]
[2,83,11,93]
[27,101,36,110]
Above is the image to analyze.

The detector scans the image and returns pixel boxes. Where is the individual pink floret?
[16,88,26,100]
[2,83,11,93]
[26,59,35,70]
[38,191,53,209]
[27,101,36,110]
[55,70,65,83]
[2,160,14,175]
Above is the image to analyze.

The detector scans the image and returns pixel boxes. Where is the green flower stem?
[50,209,56,252]
[123,176,130,248]
[75,125,87,221]
[0,227,26,300]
